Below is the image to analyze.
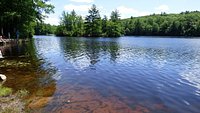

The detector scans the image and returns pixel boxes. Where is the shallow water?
[1,36,200,113]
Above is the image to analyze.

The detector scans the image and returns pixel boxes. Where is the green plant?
[0,85,12,97]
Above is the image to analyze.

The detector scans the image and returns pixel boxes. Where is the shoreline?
[37,34,200,39]
[0,87,27,113]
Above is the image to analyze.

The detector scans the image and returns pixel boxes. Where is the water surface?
[1,36,200,113]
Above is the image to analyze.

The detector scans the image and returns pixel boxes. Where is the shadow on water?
[0,39,57,112]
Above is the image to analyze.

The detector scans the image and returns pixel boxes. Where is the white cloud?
[64,4,91,12]
[117,6,138,14]
[70,0,94,3]
[44,17,59,25]
[155,5,169,12]
[64,4,105,18]
[117,6,150,18]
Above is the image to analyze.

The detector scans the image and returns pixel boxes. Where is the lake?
[1,36,200,113]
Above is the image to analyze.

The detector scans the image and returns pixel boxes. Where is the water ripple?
[32,36,200,113]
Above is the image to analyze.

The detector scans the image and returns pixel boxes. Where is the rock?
[28,97,53,109]
[0,74,6,81]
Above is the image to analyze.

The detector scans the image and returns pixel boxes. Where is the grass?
[16,89,29,98]
[0,85,12,97]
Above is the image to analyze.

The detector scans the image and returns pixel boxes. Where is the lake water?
[1,36,200,113]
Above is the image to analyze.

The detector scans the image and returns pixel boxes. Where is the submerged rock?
[0,74,6,81]
[28,97,53,109]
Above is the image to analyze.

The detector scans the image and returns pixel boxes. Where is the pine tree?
[85,4,102,37]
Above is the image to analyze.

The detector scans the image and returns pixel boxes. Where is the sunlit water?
[1,36,200,113]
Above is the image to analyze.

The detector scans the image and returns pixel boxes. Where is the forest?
[55,5,200,37]
[1,1,200,38]
[34,23,57,35]
[0,0,54,38]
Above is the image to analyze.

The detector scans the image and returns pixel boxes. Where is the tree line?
[55,4,200,37]
[2,1,200,38]
[56,5,123,37]
[0,0,54,39]
[34,22,57,35]
[123,11,200,36]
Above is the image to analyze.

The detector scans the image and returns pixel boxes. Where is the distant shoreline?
[34,35,200,39]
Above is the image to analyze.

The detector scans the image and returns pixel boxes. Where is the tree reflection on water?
[60,37,120,69]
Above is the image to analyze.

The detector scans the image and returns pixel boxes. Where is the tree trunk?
[1,27,3,36]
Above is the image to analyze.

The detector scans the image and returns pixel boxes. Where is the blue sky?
[45,0,200,25]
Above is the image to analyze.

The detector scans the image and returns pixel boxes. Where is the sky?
[45,0,200,25]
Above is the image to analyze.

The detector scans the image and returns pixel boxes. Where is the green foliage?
[56,10,84,36]
[0,85,12,97]
[56,5,122,37]
[85,4,102,37]
[35,22,57,35]
[106,21,122,37]
[106,9,123,37]
[56,5,200,37]
[0,0,54,38]
[55,25,67,36]
[110,10,120,22]
[122,11,200,36]
[2,2,200,37]
[102,15,108,35]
